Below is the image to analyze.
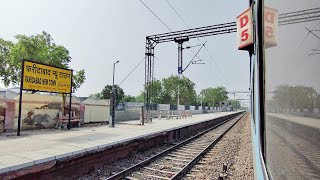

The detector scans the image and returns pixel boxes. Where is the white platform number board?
[265,7,278,48]
[237,7,253,50]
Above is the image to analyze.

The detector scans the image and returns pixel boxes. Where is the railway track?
[106,112,245,180]
[267,117,320,179]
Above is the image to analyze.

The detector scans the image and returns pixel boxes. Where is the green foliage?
[89,93,102,99]
[162,75,197,105]
[72,69,86,93]
[100,85,125,101]
[270,85,319,110]
[0,31,85,91]
[135,93,144,103]
[229,100,241,109]
[123,95,136,102]
[199,86,228,107]
[133,75,197,105]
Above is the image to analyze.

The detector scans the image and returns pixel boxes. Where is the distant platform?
[267,113,320,129]
[0,111,239,177]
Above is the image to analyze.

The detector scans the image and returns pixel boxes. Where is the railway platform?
[267,113,320,129]
[0,111,240,179]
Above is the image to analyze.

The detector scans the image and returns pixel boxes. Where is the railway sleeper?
[140,168,176,178]
[179,146,204,151]
[143,167,177,174]
[170,151,198,156]
[130,171,170,180]
[167,154,194,159]
[164,156,191,162]
[146,164,181,171]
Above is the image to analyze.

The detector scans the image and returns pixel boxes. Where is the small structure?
[83,98,110,123]
[1,87,21,99]
[221,101,233,112]
[0,87,5,97]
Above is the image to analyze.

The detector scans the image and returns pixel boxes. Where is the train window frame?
[252,0,271,179]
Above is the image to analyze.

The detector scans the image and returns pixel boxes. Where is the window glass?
[264,0,320,179]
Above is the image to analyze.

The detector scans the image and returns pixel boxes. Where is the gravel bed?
[265,120,320,179]
[77,144,172,179]
[185,114,253,180]
[228,114,254,180]
[125,119,238,179]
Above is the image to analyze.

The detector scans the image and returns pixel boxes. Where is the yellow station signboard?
[22,60,72,94]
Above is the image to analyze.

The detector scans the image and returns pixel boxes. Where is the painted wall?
[12,94,81,130]
[114,109,223,122]
[83,99,110,123]
[0,97,6,132]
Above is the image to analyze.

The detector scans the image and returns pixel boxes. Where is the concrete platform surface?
[267,113,320,129]
[0,111,237,174]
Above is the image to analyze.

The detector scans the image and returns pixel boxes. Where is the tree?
[100,85,125,101]
[0,32,86,115]
[229,100,241,109]
[271,85,319,110]
[199,86,228,107]
[162,75,197,105]
[135,93,144,103]
[142,79,164,104]
[89,93,102,99]
[0,39,14,86]
[0,31,85,89]
[134,76,197,105]
[123,95,136,102]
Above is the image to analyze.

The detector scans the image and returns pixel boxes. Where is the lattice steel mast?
[144,7,320,122]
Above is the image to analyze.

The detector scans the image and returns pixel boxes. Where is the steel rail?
[106,112,245,180]
[269,128,320,174]
[171,112,246,179]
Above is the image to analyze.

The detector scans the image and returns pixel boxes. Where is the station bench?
[139,110,193,122]
[164,110,192,120]
[58,115,81,129]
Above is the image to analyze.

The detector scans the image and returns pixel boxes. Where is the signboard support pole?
[68,93,72,130]
[68,71,73,130]
[17,59,25,136]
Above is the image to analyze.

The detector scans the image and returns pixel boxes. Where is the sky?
[0,0,253,101]
[265,0,320,101]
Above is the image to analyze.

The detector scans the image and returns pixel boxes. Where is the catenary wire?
[119,57,145,86]
[164,0,231,87]
[139,0,172,32]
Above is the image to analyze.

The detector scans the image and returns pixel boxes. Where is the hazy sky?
[265,0,320,100]
[0,0,252,101]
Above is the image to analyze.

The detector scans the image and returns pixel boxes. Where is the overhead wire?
[164,0,203,61]
[119,57,145,86]
[119,1,173,86]
[164,0,231,87]
[139,0,172,32]
[140,0,231,89]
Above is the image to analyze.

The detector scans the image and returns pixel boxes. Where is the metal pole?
[113,63,115,90]
[109,93,114,127]
[111,61,119,127]
[68,93,72,130]
[141,106,144,125]
[177,77,180,107]
[111,63,115,127]
[17,59,25,136]
[68,70,73,130]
